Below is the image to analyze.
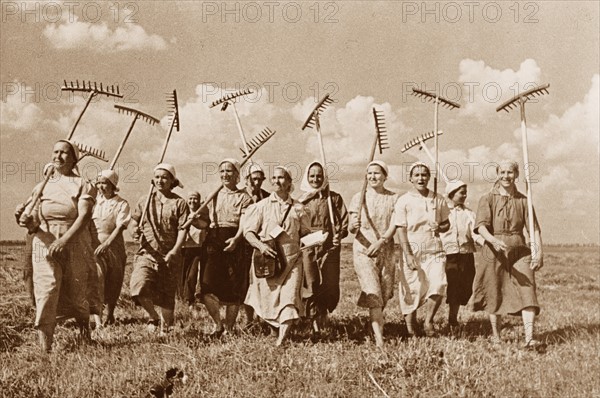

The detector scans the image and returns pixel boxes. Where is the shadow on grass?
[538,323,600,345]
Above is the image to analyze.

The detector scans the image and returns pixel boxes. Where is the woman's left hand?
[48,238,67,259]
[94,242,109,257]
[224,236,239,252]
[164,248,180,264]
[428,221,440,233]
[366,238,384,258]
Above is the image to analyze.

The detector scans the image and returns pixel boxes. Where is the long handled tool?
[112,105,160,170]
[401,130,447,182]
[301,95,339,242]
[181,127,276,230]
[496,83,549,260]
[411,88,460,231]
[210,89,255,166]
[62,80,123,140]
[357,108,389,230]
[138,90,179,229]
[19,143,107,232]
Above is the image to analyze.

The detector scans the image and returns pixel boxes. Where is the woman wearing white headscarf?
[472,160,544,350]
[17,140,97,352]
[200,159,252,337]
[348,160,398,347]
[91,169,131,326]
[130,163,188,335]
[395,162,450,337]
[299,161,348,333]
[244,166,311,346]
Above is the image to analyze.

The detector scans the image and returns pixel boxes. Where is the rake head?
[72,142,108,162]
[496,83,550,113]
[240,127,276,158]
[302,94,334,130]
[401,131,444,153]
[210,89,254,111]
[411,88,460,110]
[372,108,389,154]
[62,80,123,98]
[166,89,180,132]
[114,105,160,126]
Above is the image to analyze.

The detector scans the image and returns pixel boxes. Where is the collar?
[491,185,526,199]
[269,191,293,205]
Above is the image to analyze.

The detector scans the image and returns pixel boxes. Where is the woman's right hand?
[405,253,419,271]
[132,227,142,242]
[350,219,361,233]
[489,238,508,253]
[260,242,278,259]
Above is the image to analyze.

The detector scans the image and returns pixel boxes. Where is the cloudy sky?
[1,1,598,244]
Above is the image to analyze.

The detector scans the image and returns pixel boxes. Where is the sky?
[1,0,599,244]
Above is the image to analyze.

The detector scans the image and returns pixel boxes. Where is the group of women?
[16,139,544,352]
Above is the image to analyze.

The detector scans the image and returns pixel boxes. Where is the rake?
[19,142,107,232]
[210,89,255,166]
[112,105,160,170]
[301,94,339,244]
[62,80,123,140]
[181,127,276,230]
[356,108,390,232]
[496,83,549,261]
[411,88,460,233]
[138,90,180,229]
[401,130,447,182]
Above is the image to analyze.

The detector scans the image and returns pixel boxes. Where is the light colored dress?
[244,192,311,327]
[91,193,131,307]
[30,174,97,330]
[349,188,398,309]
[472,186,540,315]
[394,190,449,314]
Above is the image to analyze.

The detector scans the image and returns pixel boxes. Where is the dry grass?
[1,243,599,397]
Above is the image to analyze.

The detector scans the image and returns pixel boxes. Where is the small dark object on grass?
[149,367,187,397]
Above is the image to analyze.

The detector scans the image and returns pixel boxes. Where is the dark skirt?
[445,253,475,306]
[472,234,540,316]
[200,227,246,305]
[178,246,204,305]
[302,245,341,317]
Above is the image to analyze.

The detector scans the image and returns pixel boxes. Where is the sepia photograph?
[1,1,599,396]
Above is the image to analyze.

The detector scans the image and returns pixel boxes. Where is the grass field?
[1,242,599,397]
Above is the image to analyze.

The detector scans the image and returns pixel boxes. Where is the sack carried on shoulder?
[253,239,284,279]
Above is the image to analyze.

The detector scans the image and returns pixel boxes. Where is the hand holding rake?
[496,83,549,270]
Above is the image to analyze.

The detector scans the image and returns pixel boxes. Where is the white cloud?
[0,82,44,131]
[458,59,542,120]
[43,17,168,51]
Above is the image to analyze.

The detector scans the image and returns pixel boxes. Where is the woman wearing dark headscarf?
[299,161,348,333]
[18,140,97,352]
[472,160,544,350]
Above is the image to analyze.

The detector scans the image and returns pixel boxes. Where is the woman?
[395,162,450,337]
[348,160,398,347]
[440,180,484,327]
[299,161,348,333]
[200,159,252,336]
[129,163,188,335]
[244,166,311,346]
[472,160,544,350]
[18,140,97,352]
[91,169,131,326]
[177,191,208,309]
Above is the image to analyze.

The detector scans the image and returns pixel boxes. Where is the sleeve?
[115,199,131,228]
[295,203,312,237]
[176,198,190,229]
[335,193,349,239]
[79,179,97,203]
[240,192,253,214]
[394,195,408,227]
[242,202,263,237]
[348,192,360,214]
[474,193,493,234]
[131,196,146,223]
[438,195,450,223]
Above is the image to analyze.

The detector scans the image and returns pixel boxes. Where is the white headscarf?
[299,161,329,202]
